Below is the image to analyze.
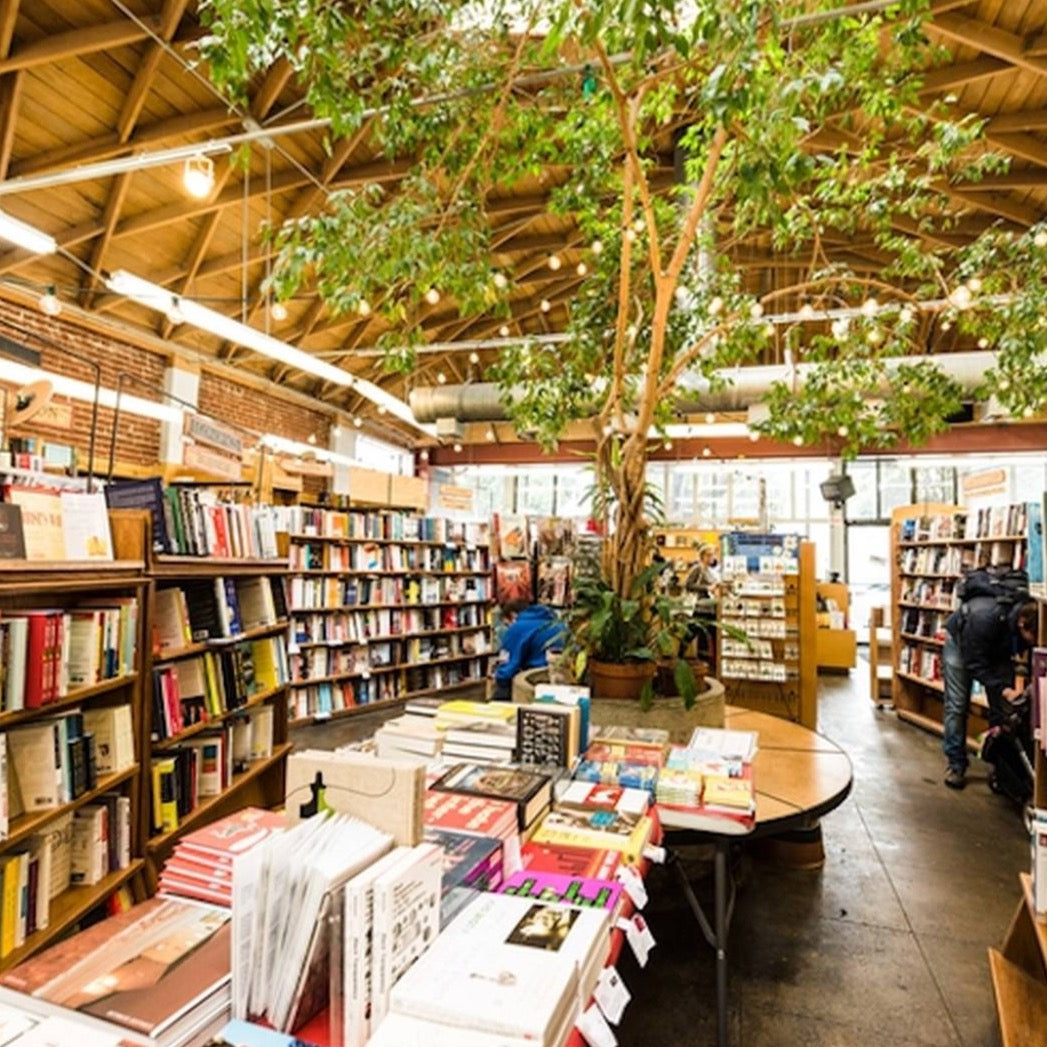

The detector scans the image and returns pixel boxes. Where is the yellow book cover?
[1,855,20,958]
[150,760,164,833]
[251,638,278,692]
[436,700,516,725]
[703,777,754,811]
[530,813,652,865]
[201,652,223,716]
[155,757,179,834]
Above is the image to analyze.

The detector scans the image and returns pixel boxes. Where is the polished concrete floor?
[617,662,1026,1047]
[293,662,1026,1047]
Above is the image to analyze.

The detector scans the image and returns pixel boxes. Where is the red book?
[160,667,183,737]
[520,841,621,881]
[158,873,232,907]
[212,508,231,559]
[164,854,233,883]
[21,612,52,708]
[423,789,518,839]
[175,807,285,867]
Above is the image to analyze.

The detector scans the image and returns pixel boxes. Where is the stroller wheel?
[988,772,1002,795]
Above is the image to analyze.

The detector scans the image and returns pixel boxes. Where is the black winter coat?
[945,570,1020,689]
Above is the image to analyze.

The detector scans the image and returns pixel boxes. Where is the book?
[0,897,232,1046]
[2,616,28,712]
[59,493,113,561]
[70,805,108,886]
[530,811,653,865]
[285,751,424,846]
[387,893,609,1044]
[208,1019,312,1046]
[82,706,135,775]
[499,870,623,913]
[493,561,533,605]
[7,721,62,813]
[5,487,64,561]
[429,764,551,832]
[103,479,170,554]
[0,504,26,559]
[514,704,579,767]
[370,843,442,1029]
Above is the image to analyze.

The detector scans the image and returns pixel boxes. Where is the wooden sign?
[22,400,73,432]
[961,468,1007,498]
[184,413,244,458]
[438,483,473,512]
[277,456,334,478]
[183,442,243,481]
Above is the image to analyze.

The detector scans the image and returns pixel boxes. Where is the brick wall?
[0,297,332,486]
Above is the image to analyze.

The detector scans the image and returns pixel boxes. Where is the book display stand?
[889,502,1028,743]
[280,507,493,727]
[717,535,818,729]
[0,555,149,971]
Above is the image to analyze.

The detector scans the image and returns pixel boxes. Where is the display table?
[658,705,853,1047]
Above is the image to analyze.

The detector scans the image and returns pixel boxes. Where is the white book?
[15,851,28,947]
[56,613,70,699]
[7,722,61,813]
[370,843,443,1029]
[65,611,103,689]
[0,735,7,842]
[30,832,52,931]
[82,705,134,775]
[3,617,28,712]
[343,847,413,1047]
[368,1010,576,1047]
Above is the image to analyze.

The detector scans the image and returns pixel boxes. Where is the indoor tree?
[198,0,1047,608]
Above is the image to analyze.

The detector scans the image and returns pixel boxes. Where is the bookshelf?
[717,534,818,729]
[889,502,1029,742]
[276,506,494,728]
[109,509,291,884]
[0,557,149,970]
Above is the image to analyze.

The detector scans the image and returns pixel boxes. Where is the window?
[914,465,955,505]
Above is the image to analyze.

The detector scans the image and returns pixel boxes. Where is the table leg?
[715,838,728,1047]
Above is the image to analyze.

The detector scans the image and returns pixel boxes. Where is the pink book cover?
[173,807,285,864]
[499,870,624,912]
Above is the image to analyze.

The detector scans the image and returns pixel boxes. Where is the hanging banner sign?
[183,442,243,481]
[438,484,473,512]
[185,414,244,458]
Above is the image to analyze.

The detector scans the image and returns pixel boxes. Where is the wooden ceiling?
[1,0,1047,442]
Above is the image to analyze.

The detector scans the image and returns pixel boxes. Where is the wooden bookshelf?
[283,507,494,726]
[991,874,1047,1046]
[0,552,150,970]
[889,502,1028,745]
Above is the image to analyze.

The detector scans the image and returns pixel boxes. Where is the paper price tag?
[575,1002,618,1047]
[594,966,631,1025]
[615,865,648,909]
[642,843,666,864]
[617,914,656,967]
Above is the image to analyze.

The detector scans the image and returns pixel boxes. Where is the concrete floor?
[293,661,1026,1047]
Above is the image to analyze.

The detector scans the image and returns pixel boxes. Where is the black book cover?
[104,478,171,554]
[82,733,97,791]
[0,503,26,559]
[268,576,288,621]
[152,671,167,741]
[515,706,570,767]
[217,651,240,710]
[181,580,222,641]
[68,737,86,799]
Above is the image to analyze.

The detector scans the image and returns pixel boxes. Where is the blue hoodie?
[494,605,566,685]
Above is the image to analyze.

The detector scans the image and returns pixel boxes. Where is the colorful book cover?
[175,807,285,865]
[430,763,551,830]
[530,812,652,864]
[498,516,530,560]
[494,561,534,605]
[1028,500,1044,596]
[519,841,621,881]
[209,1018,319,1046]
[499,870,623,912]
[423,828,503,892]
[573,758,659,794]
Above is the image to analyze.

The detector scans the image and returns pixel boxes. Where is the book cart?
[716,534,818,730]
[989,597,1047,1045]
[110,510,291,888]
[0,553,150,972]
[282,506,494,729]
[889,503,1028,743]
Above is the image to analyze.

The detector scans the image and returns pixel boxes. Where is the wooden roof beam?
[0,16,161,75]
[0,0,21,182]
[9,107,237,179]
[989,108,1047,134]
[954,169,1047,190]
[916,56,1012,96]
[933,12,1047,81]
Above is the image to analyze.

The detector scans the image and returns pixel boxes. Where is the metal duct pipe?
[409,350,997,423]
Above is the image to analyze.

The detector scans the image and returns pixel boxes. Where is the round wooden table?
[656,706,854,1047]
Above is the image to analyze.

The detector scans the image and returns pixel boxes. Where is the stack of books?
[158,808,284,907]
[374,716,444,763]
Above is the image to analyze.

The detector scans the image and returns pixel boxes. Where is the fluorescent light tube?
[0,211,56,254]
[0,361,184,423]
[106,269,437,436]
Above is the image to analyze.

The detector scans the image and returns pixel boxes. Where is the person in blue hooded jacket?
[492,599,566,701]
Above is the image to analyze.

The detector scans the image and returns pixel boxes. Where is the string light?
[353,416,363,428]
[424,287,440,305]
[492,272,508,289]
[539,299,551,312]
[38,286,61,316]
[576,261,588,277]
[486,427,497,441]
[792,435,804,446]
[498,324,511,337]
[591,239,603,254]
[453,441,463,453]
[436,372,447,384]
[468,351,480,364]
[663,440,673,451]
[798,303,816,321]
[860,297,879,317]
[749,431,759,442]
[702,446,711,457]
[750,303,764,319]
[705,412,715,424]
[357,299,371,316]
[270,301,288,322]
[182,154,215,198]
[547,254,562,271]
[624,228,637,243]
[307,433,317,445]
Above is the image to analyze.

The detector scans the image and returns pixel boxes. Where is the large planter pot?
[588,659,656,701]
[654,657,709,698]
[590,677,726,744]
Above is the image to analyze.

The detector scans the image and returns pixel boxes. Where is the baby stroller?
[980,689,1035,807]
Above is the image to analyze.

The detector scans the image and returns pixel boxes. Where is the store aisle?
[623,667,1025,1047]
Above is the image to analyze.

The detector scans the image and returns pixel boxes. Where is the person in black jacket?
[941,570,1037,789]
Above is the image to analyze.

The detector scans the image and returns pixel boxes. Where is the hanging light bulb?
[498,324,510,337]
[377,404,387,415]
[38,286,61,316]
[424,287,440,305]
[453,441,463,453]
[749,431,759,442]
[792,434,804,447]
[307,433,317,445]
[702,446,712,458]
[705,412,715,424]
[749,302,764,320]
[977,336,989,349]
[167,296,185,326]
[357,298,372,317]
[633,217,645,233]
[547,254,562,271]
[419,448,430,463]
[860,297,879,317]
[486,427,497,441]
[182,154,215,199]
[948,284,973,310]
[353,416,363,428]
[798,303,816,321]
[576,261,588,277]
[837,425,849,437]
[270,300,288,322]
[591,238,603,255]
[663,440,673,451]
[624,228,637,243]
[468,351,480,365]
[436,371,447,385]
[539,299,551,313]
[492,271,508,289]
